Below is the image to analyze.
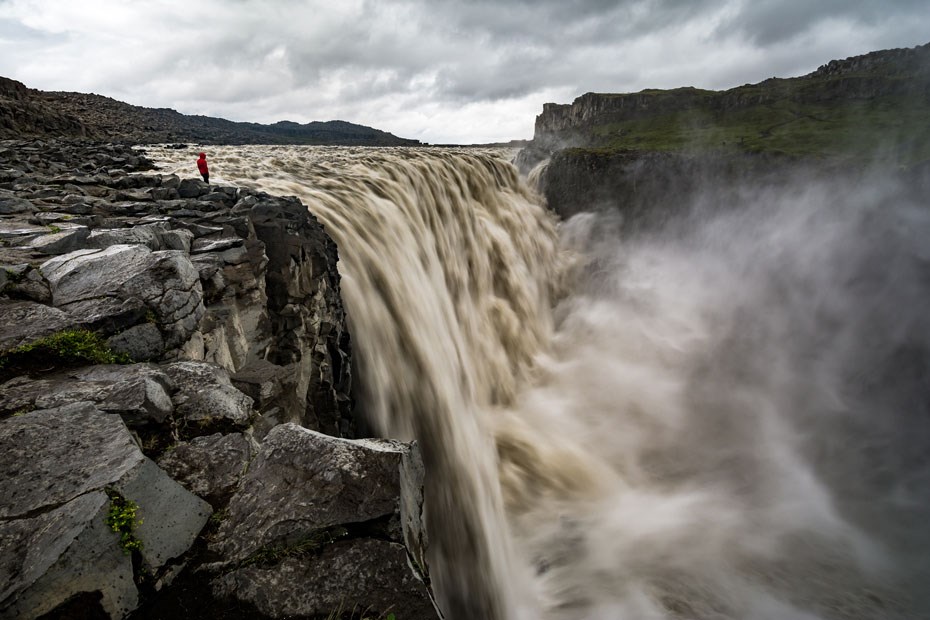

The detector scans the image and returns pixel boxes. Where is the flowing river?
[147,146,930,620]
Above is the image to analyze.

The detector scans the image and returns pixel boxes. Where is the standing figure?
[197,152,209,184]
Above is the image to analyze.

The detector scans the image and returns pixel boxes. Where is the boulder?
[209,424,437,618]
[30,364,175,427]
[213,424,420,563]
[107,322,166,362]
[41,244,205,350]
[165,361,254,434]
[28,225,90,255]
[177,178,209,198]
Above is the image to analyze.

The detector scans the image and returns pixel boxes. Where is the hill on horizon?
[0,77,421,146]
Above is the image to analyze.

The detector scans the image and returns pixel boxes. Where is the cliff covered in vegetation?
[519,42,930,220]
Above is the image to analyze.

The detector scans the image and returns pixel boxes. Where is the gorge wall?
[519,42,930,222]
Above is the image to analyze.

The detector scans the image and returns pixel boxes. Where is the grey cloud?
[0,0,928,143]
[718,0,930,46]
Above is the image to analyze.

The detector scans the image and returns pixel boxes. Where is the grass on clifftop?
[576,70,930,165]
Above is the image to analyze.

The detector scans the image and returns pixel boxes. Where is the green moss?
[0,329,131,371]
[579,88,930,165]
[46,224,62,233]
[105,489,144,554]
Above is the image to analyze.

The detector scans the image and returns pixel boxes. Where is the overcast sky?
[0,0,928,144]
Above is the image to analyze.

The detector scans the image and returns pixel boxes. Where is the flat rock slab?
[0,402,144,518]
[214,423,414,564]
[0,402,212,619]
[31,364,175,427]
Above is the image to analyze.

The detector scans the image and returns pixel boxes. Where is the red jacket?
[197,154,209,175]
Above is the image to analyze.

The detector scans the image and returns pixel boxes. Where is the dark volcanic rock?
[0,402,211,619]
[213,538,437,620]
[0,138,432,620]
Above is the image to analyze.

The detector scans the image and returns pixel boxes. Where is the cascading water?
[148,146,930,620]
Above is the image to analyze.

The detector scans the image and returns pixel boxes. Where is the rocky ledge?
[0,140,439,619]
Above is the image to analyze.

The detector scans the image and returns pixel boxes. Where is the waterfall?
[148,146,930,620]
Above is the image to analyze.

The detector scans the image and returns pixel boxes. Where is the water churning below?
[149,146,930,620]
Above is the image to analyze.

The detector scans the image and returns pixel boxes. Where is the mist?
[501,164,930,618]
[146,145,929,619]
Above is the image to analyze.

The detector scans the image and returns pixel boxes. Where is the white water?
[148,146,930,620]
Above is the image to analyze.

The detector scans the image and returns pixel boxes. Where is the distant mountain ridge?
[0,78,421,146]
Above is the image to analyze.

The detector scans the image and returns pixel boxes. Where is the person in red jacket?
[197,152,209,184]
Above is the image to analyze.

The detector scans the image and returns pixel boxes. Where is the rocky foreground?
[0,140,438,619]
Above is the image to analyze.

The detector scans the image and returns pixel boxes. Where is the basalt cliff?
[0,141,438,619]
[518,42,930,221]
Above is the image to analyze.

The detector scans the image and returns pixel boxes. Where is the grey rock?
[116,458,213,569]
[230,359,294,413]
[177,178,209,198]
[0,222,46,241]
[165,361,254,432]
[61,296,147,335]
[0,195,32,214]
[247,195,352,435]
[159,228,194,252]
[31,211,74,225]
[87,222,169,250]
[0,376,56,417]
[200,191,230,203]
[0,402,212,618]
[213,424,415,564]
[28,225,90,255]
[115,188,154,202]
[191,237,243,253]
[0,264,52,303]
[32,364,175,427]
[41,244,205,348]
[212,538,438,620]
[0,491,138,620]
[107,322,166,362]
[157,432,258,506]
[0,402,143,519]
[0,299,75,350]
